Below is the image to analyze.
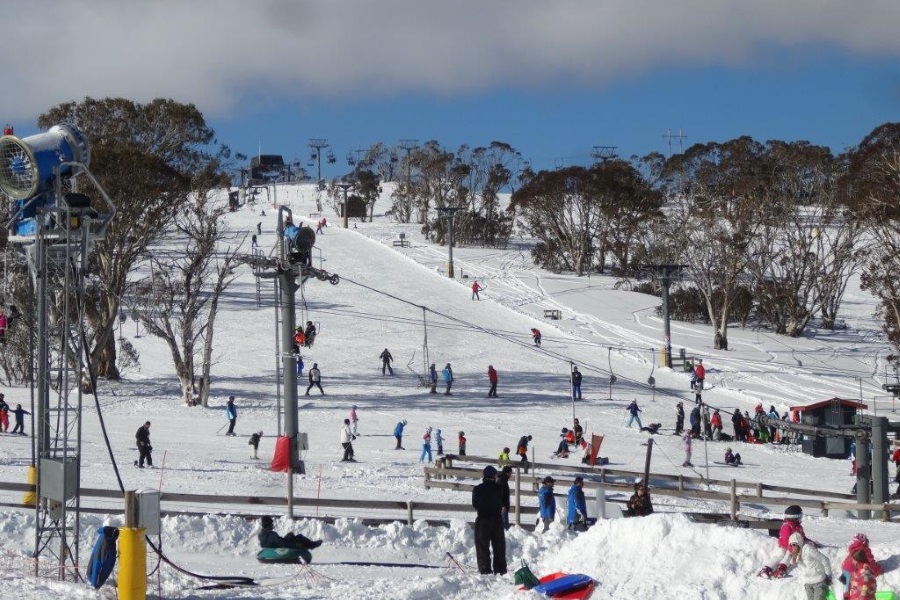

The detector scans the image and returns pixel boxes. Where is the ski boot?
[757,566,773,579]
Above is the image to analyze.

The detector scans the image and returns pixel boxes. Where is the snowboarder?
[428,363,438,394]
[340,418,356,462]
[135,421,153,468]
[571,366,582,399]
[258,516,322,551]
[379,348,394,376]
[394,419,407,450]
[724,447,742,466]
[531,328,541,347]
[682,429,693,467]
[303,321,317,348]
[625,482,654,517]
[11,403,29,435]
[625,399,643,429]
[786,533,832,599]
[516,434,532,473]
[349,405,359,435]
[458,431,467,456]
[420,426,433,463]
[442,363,453,395]
[675,402,685,435]
[471,281,482,300]
[472,465,507,575]
[305,363,324,395]
[694,359,706,390]
[487,365,498,397]
[249,431,263,459]
[566,476,588,532]
[225,396,237,436]
[538,476,556,532]
[435,428,445,455]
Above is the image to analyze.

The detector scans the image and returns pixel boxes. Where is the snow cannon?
[282,224,316,265]
[0,124,90,200]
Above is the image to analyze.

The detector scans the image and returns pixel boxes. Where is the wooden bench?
[392,239,410,247]
[308,212,322,218]
[543,309,562,320]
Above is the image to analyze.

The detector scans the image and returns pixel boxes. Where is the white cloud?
[1,0,898,121]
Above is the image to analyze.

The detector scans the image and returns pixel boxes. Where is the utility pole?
[336,181,353,229]
[591,146,618,163]
[643,264,686,369]
[398,139,419,187]
[663,129,688,158]
[436,206,462,278]
[308,138,330,184]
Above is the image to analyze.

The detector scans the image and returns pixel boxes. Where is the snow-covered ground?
[1,183,899,599]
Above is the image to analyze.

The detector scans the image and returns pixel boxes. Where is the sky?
[1,182,899,599]
[1,1,899,174]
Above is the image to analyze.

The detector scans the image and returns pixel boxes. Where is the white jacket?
[793,543,831,585]
[340,424,354,444]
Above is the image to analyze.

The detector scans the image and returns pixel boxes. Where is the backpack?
[514,560,541,589]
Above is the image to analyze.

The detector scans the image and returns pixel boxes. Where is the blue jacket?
[429,367,437,383]
[567,484,587,524]
[442,368,453,383]
[394,422,405,437]
[627,401,641,416]
[538,485,556,519]
[226,403,237,420]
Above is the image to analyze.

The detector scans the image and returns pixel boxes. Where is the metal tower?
[0,125,115,579]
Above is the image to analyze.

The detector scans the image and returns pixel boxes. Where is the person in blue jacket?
[625,399,642,429]
[394,419,407,450]
[538,476,557,532]
[225,396,237,436]
[567,476,588,532]
[442,363,453,395]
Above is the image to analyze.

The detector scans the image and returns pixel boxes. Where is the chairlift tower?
[591,146,619,163]
[0,125,115,579]
[308,139,330,184]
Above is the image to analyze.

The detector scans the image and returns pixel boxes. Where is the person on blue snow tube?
[258,516,322,551]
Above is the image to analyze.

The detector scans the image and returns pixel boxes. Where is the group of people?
[428,363,454,395]
[0,394,29,435]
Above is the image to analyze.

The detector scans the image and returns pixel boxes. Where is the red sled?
[522,572,595,599]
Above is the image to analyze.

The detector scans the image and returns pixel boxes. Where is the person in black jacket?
[498,466,513,530]
[731,409,744,442]
[571,366,583,399]
[135,421,153,468]
[379,348,394,376]
[258,516,322,550]
[472,465,507,575]
[675,402,685,435]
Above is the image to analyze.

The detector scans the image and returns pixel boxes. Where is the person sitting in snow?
[625,482,654,517]
[843,547,878,600]
[724,447,742,466]
[554,428,572,458]
[786,533,832,600]
[839,533,883,597]
[258,516,322,551]
[759,505,818,579]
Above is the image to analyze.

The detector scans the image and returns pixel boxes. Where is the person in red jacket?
[472,281,482,300]
[710,409,723,441]
[487,365,498,397]
[759,505,817,578]
[694,359,706,389]
[840,534,883,586]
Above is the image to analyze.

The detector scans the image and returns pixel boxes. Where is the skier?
[487,365,498,397]
[420,426,433,463]
[11,403,29,435]
[724,447,742,466]
[689,405,701,437]
[625,399,643,429]
[305,363,324,395]
[674,402,685,435]
[379,348,394,376]
[303,321,317,348]
[251,234,258,248]
[458,431,467,456]
[340,418,356,462]
[538,476,556,532]
[225,396,237,436]
[531,328,541,347]
[471,281,482,300]
[258,516,322,551]
[682,429,693,467]
[249,431,263,459]
[393,419,407,450]
[566,476,588,532]
[296,354,304,377]
[571,366,582,399]
[442,363,453,395]
[349,405,359,435]
[435,428,445,455]
[694,359,706,390]
[428,363,438,394]
[711,409,723,441]
[472,465,507,575]
[135,421,153,468]
[516,434,532,474]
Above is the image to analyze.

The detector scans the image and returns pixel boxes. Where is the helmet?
[785,505,802,519]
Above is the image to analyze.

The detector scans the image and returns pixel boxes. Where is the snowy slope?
[0,182,898,599]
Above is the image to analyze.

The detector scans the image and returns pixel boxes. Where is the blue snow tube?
[87,526,119,589]
[256,547,312,564]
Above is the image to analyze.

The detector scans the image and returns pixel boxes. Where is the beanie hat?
[785,505,802,519]
[788,532,804,548]
[261,516,274,530]
[853,533,869,546]
[483,465,498,478]
[542,476,555,485]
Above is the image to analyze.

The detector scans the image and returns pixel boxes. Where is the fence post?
[424,467,431,489]
[514,468,521,527]
[730,479,738,520]
[678,475,684,492]
[756,483,762,498]
[407,500,414,525]
[883,504,890,522]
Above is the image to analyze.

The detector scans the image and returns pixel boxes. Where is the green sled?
[256,547,312,564]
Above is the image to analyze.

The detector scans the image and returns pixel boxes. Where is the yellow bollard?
[660,347,668,367]
[118,527,147,600]
[22,466,36,506]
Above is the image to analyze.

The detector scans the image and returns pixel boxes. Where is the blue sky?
[2,1,898,176]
